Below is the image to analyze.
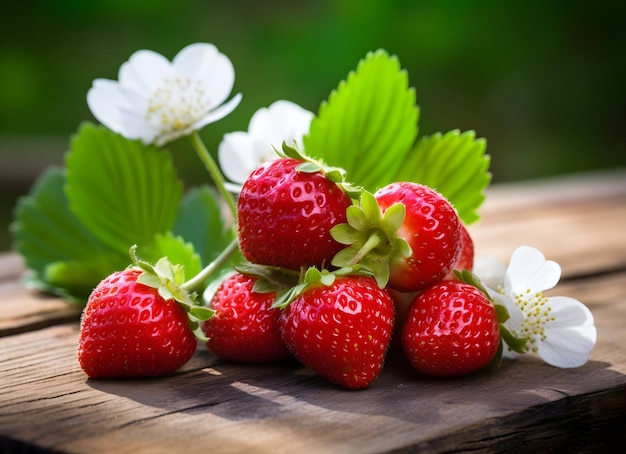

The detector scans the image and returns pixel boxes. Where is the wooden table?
[2,169,626,453]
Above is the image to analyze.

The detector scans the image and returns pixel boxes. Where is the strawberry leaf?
[65,122,183,256]
[303,49,418,192]
[394,130,491,225]
[172,185,234,268]
[137,232,203,286]
[11,167,128,301]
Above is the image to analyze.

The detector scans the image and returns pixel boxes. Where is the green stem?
[350,229,386,265]
[182,237,239,292]
[189,131,237,219]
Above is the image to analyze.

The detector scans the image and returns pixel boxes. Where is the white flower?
[218,100,314,190]
[474,246,597,368]
[87,43,242,146]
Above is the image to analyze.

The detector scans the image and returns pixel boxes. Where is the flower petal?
[547,296,596,331]
[216,100,313,185]
[192,92,242,130]
[248,100,314,145]
[536,325,596,368]
[118,50,174,97]
[218,131,260,183]
[174,43,236,109]
[473,255,507,290]
[87,79,127,134]
[533,296,596,368]
[505,246,561,294]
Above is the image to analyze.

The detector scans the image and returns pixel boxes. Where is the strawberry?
[237,144,355,271]
[401,280,500,377]
[331,183,461,292]
[443,222,474,281]
[202,272,292,363]
[376,183,462,291]
[278,269,395,389]
[78,249,213,379]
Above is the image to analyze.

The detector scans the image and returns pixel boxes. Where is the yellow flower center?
[499,286,555,353]
[145,77,211,134]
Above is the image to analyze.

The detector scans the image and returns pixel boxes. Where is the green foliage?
[394,130,491,225]
[11,167,128,300]
[173,185,234,267]
[303,49,419,193]
[65,123,183,255]
[137,233,202,284]
[330,190,411,289]
[303,50,490,225]
[11,124,213,303]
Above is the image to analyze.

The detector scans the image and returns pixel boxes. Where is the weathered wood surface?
[1,169,625,453]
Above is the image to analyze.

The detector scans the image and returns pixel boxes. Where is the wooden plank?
[0,254,24,282]
[1,270,624,453]
[470,196,626,278]
[470,169,626,277]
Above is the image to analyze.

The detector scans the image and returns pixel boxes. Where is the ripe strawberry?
[443,222,474,281]
[375,182,462,291]
[279,271,395,389]
[78,269,198,379]
[401,280,500,377]
[202,272,292,363]
[237,154,353,271]
[331,183,461,292]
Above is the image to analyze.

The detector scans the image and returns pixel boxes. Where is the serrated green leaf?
[65,122,183,255]
[394,130,491,224]
[10,167,128,301]
[173,185,234,267]
[303,49,418,192]
[44,258,122,301]
[137,233,202,284]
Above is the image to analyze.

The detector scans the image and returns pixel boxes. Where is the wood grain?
[1,170,625,453]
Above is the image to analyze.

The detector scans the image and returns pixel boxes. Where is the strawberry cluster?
[77,146,508,389]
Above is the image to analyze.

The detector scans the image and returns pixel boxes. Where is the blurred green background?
[1,0,625,252]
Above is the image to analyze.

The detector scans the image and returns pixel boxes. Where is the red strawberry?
[78,269,198,379]
[331,183,461,292]
[375,183,462,291]
[279,271,395,389]
[237,155,353,271]
[443,222,474,281]
[202,272,292,362]
[401,281,500,377]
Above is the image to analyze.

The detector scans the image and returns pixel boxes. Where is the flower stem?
[190,131,237,219]
[182,237,239,292]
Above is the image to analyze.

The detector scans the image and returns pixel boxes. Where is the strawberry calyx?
[271,265,372,310]
[279,141,362,199]
[330,190,411,288]
[129,245,215,342]
[454,269,529,366]
[233,261,300,296]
